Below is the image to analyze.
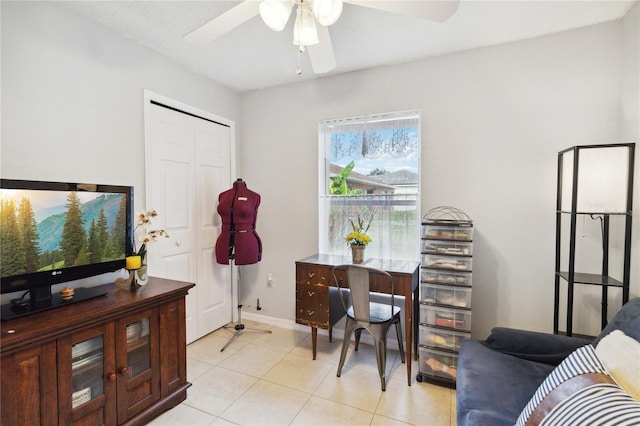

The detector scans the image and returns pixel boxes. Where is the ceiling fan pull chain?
[297,44,304,75]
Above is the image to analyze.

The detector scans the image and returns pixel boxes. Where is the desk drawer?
[296,283,329,327]
[296,264,331,286]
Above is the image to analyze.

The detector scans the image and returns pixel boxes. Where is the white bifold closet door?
[145,95,234,344]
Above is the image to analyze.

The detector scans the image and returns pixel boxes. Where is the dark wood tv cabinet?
[1,276,194,426]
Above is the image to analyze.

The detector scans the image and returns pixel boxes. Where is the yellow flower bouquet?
[345,213,373,246]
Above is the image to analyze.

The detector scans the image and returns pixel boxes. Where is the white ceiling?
[58,0,636,93]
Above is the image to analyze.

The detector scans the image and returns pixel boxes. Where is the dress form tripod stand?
[220,257,271,352]
[216,179,270,352]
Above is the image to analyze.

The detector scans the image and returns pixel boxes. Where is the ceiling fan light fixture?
[293,4,319,46]
[312,0,343,26]
[259,0,294,31]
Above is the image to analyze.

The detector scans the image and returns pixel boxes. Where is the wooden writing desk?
[295,254,420,386]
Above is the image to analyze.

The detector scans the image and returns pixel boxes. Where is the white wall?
[1,2,240,296]
[621,3,640,321]
[239,20,636,338]
[621,2,639,143]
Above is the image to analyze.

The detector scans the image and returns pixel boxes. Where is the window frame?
[318,110,421,261]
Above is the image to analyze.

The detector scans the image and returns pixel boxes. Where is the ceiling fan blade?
[308,25,337,74]
[183,0,261,43]
[347,0,460,23]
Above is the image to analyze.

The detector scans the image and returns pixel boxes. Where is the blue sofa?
[456,297,640,426]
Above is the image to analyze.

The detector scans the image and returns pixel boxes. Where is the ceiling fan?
[184,0,460,75]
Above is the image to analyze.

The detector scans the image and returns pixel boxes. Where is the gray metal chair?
[333,264,405,391]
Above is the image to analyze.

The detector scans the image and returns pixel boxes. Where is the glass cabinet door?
[71,335,104,408]
[126,317,150,377]
[117,309,160,423]
[58,323,116,425]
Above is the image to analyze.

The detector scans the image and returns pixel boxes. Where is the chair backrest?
[333,264,395,324]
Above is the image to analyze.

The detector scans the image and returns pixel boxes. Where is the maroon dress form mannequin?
[215,179,262,265]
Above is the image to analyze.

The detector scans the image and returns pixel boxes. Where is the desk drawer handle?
[307,272,315,279]
[307,310,315,316]
[308,291,315,297]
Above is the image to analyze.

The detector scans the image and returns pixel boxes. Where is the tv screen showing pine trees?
[0,189,127,278]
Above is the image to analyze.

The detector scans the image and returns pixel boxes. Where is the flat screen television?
[1,179,133,320]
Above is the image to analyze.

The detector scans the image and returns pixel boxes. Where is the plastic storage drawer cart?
[417,206,473,388]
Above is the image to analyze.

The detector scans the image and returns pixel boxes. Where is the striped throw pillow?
[515,345,608,426]
[540,383,640,426]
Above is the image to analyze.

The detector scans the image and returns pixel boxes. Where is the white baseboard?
[242,311,308,332]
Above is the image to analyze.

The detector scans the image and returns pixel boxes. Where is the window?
[318,111,421,261]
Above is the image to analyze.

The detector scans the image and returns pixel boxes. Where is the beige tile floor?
[150,320,457,426]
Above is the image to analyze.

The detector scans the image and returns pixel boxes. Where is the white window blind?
[318,111,421,261]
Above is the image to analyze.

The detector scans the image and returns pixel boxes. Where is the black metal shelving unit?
[554,143,635,336]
